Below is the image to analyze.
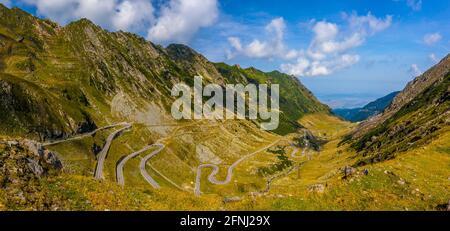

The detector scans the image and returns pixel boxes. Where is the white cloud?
[228,37,242,51]
[245,40,271,58]
[312,21,338,42]
[0,0,11,7]
[423,33,442,45]
[429,53,439,63]
[346,12,393,34]
[311,29,364,55]
[281,54,360,77]
[20,0,154,32]
[113,0,154,32]
[409,64,422,76]
[407,0,422,11]
[282,12,391,77]
[19,0,218,44]
[147,0,218,43]
[226,17,298,60]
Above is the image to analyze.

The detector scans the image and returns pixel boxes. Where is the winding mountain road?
[139,144,165,189]
[194,139,281,196]
[42,122,129,147]
[116,144,156,186]
[94,123,132,180]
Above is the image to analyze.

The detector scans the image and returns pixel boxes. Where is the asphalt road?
[42,122,129,147]
[116,144,156,186]
[194,139,281,196]
[94,123,132,180]
[139,143,165,189]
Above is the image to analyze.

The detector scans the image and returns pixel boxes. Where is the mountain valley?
[0,4,449,211]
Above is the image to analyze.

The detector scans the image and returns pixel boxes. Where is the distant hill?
[333,91,399,122]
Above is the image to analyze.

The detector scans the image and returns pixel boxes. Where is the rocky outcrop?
[15,139,63,172]
[343,166,356,179]
[223,196,241,203]
[0,138,63,209]
[308,184,325,193]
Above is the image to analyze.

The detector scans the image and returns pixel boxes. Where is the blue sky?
[2,0,449,108]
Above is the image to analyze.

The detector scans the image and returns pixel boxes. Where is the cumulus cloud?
[147,0,218,43]
[113,0,154,32]
[226,17,298,60]
[346,12,392,34]
[19,0,218,44]
[281,54,360,77]
[21,0,154,32]
[409,64,422,76]
[281,12,392,77]
[423,33,442,45]
[309,22,364,56]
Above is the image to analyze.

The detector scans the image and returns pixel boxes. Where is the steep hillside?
[0,4,334,210]
[2,4,447,211]
[215,63,330,134]
[350,55,450,164]
[333,91,399,122]
[0,5,327,140]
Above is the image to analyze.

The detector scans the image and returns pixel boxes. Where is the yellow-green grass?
[34,174,223,211]
[26,112,449,211]
[48,130,111,175]
[225,117,449,211]
[299,113,355,139]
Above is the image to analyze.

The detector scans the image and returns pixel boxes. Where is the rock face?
[343,166,356,178]
[26,158,44,177]
[21,139,62,170]
[3,139,63,174]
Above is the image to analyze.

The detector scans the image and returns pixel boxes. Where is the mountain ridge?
[0,3,329,140]
[349,55,450,164]
[333,91,400,122]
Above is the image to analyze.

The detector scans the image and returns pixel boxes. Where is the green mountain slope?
[214,63,330,134]
[333,91,399,122]
[350,55,450,165]
[4,4,447,211]
[0,5,328,140]
[0,4,335,210]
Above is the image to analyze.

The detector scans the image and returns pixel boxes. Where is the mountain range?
[333,91,400,122]
[0,4,449,211]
